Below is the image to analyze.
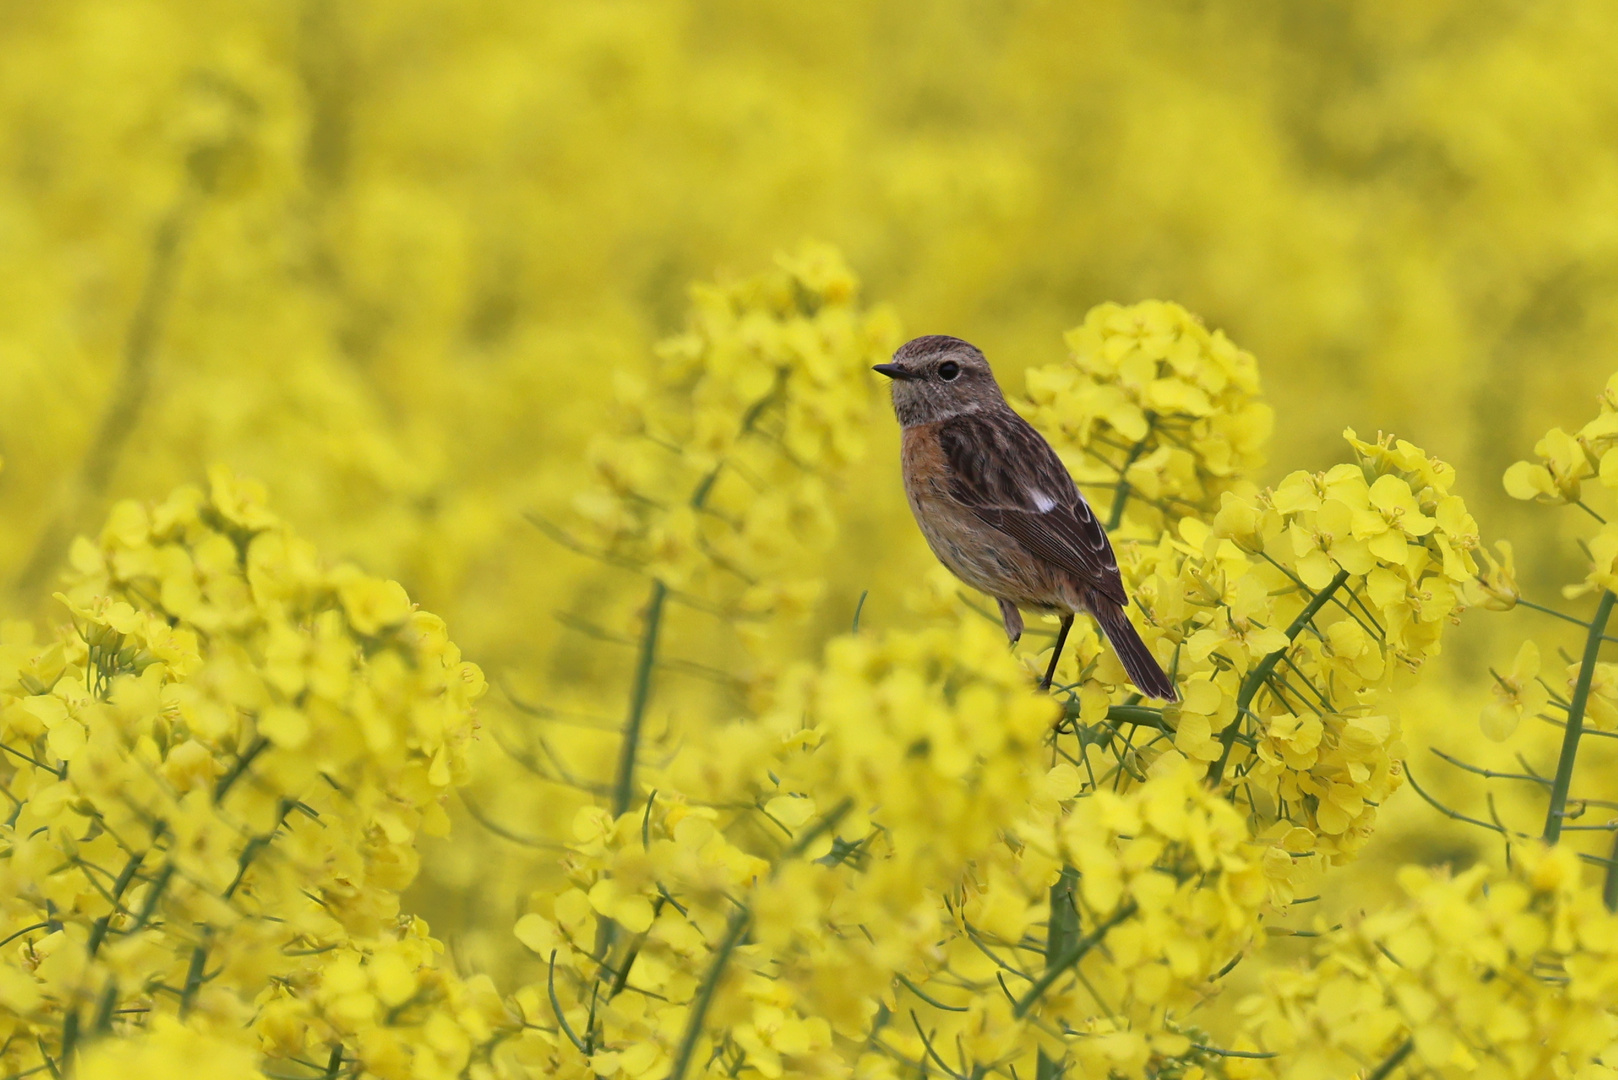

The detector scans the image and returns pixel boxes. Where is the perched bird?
[875,334,1177,700]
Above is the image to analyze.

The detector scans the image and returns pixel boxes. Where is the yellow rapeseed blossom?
[0,470,507,1079]
[7,8,1618,1075]
[1236,847,1618,1080]
[5,227,1616,1076]
[1027,423,1479,859]
[569,242,899,636]
[1021,300,1273,536]
[511,622,1056,1076]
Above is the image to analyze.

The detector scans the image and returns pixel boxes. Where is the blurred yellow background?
[5,0,1618,983]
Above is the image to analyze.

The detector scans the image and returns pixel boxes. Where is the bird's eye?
[938,361,960,381]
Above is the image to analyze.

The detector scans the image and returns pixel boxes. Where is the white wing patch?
[1031,490,1057,513]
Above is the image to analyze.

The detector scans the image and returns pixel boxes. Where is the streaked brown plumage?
[876,334,1177,701]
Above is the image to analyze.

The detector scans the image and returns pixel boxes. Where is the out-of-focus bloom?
[1481,640,1547,741]
[1466,539,1521,610]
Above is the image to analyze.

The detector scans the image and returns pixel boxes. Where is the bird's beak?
[872,363,918,380]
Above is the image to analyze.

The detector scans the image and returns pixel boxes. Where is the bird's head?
[873,335,1005,427]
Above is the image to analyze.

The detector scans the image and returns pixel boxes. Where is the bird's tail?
[1092,602,1177,702]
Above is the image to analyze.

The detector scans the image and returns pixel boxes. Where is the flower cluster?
[1017,428,1477,865]
[1502,372,1618,509]
[1070,430,1480,857]
[0,469,506,1078]
[1236,846,1618,1080]
[510,621,1056,1079]
[569,243,900,634]
[1019,300,1274,536]
[874,756,1295,1080]
[1503,374,1618,604]
[1474,383,1618,828]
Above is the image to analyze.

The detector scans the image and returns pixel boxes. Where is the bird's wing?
[935,409,1128,606]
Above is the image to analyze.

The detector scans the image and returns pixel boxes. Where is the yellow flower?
[1024,300,1272,536]
[77,1017,260,1080]
[1565,521,1618,598]
[1503,426,1593,504]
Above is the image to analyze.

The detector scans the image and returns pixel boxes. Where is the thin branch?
[1190,1045,1277,1060]
[898,974,969,1013]
[1105,424,1155,531]
[665,908,748,1078]
[1209,569,1350,785]
[459,790,566,850]
[1013,902,1138,1018]
[1429,747,1551,787]
[547,951,587,1053]
[1604,831,1618,913]
[525,512,643,572]
[1405,766,1514,836]
[1515,597,1594,630]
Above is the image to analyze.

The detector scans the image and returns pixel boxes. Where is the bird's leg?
[1040,614,1074,691]
[997,598,1024,644]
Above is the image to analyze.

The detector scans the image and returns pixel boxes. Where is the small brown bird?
[875,334,1177,700]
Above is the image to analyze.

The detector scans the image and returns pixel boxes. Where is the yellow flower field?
[3,3,1618,1078]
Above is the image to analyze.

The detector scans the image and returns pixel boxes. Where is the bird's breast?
[898,424,1075,610]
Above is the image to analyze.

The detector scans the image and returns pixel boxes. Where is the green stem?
[1105,425,1155,531]
[612,580,667,818]
[596,382,786,1034]
[86,850,146,959]
[178,933,211,1017]
[1544,589,1615,843]
[595,579,668,988]
[59,1011,79,1068]
[1035,867,1081,1080]
[1103,704,1168,730]
[1013,901,1137,1017]
[214,736,268,803]
[666,908,750,1080]
[607,895,667,1001]
[1604,831,1618,914]
[88,982,118,1036]
[1366,1038,1413,1080]
[1207,569,1350,787]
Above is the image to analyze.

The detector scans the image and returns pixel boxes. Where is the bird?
[874,334,1177,701]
